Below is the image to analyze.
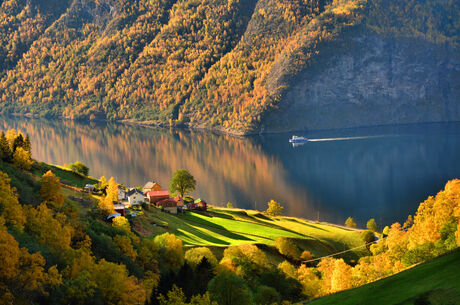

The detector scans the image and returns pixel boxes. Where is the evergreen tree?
[0,132,12,161]
[24,134,31,152]
[12,133,24,152]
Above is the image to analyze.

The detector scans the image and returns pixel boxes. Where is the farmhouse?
[127,189,146,206]
[146,190,170,204]
[142,181,163,193]
[156,198,178,214]
[118,186,127,200]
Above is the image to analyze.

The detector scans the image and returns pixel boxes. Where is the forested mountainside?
[0,0,459,134]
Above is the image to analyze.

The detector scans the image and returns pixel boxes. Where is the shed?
[107,213,121,221]
[114,203,125,216]
[84,184,95,192]
[194,198,207,211]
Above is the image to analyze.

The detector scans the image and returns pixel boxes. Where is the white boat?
[289,135,309,143]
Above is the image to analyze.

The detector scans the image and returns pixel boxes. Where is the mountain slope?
[0,0,458,134]
[308,249,460,305]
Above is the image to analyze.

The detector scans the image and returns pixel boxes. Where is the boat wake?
[307,135,383,142]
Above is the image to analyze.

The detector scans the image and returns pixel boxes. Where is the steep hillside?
[0,0,458,134]
[308,250,460,305]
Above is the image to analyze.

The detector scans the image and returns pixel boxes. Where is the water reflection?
[1,117,459,227]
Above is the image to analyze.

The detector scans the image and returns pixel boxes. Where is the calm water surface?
[1,117,460,227]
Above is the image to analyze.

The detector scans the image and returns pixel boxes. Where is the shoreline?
[6,112,460,138]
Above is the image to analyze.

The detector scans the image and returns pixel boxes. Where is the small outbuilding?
[194,198,207,211]
[114,203,126,216]
[107,213,121,221]
[84,184,95,192]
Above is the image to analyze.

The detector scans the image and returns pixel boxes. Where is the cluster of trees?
[0,129,32,169]
[67,161,89,176]
[276,179,460,298]
[366,0,460,47]
[345,217,377,232]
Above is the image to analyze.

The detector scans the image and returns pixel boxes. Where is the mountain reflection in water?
[1,117,460,227]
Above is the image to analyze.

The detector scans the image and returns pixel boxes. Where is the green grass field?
[33,162,97,188]
[308,250,460,305]
[132,207,369,262]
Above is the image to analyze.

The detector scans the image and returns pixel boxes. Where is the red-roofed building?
[156,198,178,214]
[174,196,185,207]
[146,190,169,204]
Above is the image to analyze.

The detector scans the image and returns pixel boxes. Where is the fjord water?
[2,117,460,227]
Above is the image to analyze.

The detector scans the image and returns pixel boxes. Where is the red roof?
[147,190,169,197]
[156,198,177,207]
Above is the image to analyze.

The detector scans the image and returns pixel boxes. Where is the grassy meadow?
[308,249,460,305]
[132,207,369,262]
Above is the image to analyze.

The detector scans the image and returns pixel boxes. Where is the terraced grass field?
[132,207,369,262]
[308,250,460,305]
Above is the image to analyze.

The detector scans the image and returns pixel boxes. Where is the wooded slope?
[0,0,458,134]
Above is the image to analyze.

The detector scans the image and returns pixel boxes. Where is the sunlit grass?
[309,250,460,305]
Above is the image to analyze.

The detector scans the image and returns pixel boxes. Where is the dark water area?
[1,116,460,228]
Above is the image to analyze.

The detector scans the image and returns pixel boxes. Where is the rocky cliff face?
[261,26,460,132]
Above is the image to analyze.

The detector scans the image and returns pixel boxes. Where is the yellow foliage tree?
[0,171,25,230]
[39,170,64,209]
[113,235,137,261]
[13,147,33,170]
[112,216,131,233]
[24,204,73,260]
[0,218,62,302]
[278,260,296,278]
[154,233,184,271]
[265,199,284,216]
[330,259,352,293]
[184,247,218,269]
[92,259,146,305]
[295,265,322,299]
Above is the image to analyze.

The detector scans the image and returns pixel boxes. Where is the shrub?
[253,285,280,305]
[68,161,89,176]
[275,237,300,260]
[361,230,375,243]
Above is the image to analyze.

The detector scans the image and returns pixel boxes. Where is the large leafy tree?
[169,169,196,198]
[265,200,284,216]
[39,170,64,209]
[207,271,252,305]
[0,171,25,230]
[69,161,89,176]
[12,147,33,170]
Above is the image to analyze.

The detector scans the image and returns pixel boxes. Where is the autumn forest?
[0,0,458,133]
